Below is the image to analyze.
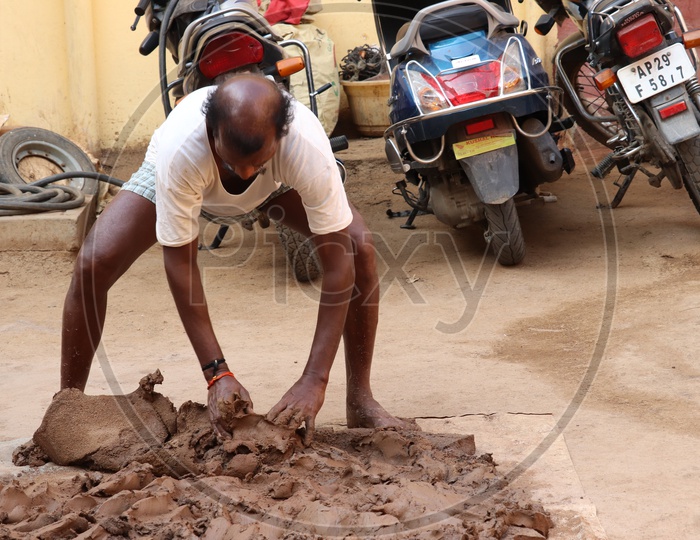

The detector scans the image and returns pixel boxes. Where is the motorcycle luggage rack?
[278,39,323,117]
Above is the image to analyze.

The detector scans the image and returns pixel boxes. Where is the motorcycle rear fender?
[647,87,700,146]
[457,130,518,204]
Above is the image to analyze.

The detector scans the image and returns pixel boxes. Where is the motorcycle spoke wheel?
[676,136,700,215]
[483,199,525,266]
[561,45,620,147]
[275,222,322,282]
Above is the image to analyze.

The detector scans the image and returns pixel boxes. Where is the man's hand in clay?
[207,375,253,440]
[266,375,326,445]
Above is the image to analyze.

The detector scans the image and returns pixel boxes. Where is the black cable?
[30,171,125,188]
[0,171,125,216]
[339,44,385,82]
[159,0,181,117]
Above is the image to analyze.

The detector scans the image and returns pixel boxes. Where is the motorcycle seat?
[390,1,518,60]
[396,5,489,45]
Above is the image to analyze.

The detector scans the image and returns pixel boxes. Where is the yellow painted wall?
[313,0,380,61]
[0,1,72,136]
[91,2,165,153]
[0,0,165,153]
[0,0,553,153]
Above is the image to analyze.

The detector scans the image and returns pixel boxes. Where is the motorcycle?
[372,0,575,266]
[131,0,345,281]
[535,0,700,210]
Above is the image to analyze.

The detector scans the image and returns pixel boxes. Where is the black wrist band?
[202,358,226,372]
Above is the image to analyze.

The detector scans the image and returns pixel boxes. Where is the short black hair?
[202,78,294,156]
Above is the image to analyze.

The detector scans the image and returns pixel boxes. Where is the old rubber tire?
[676,136,700,215]
[275,222,321,282]
[484,199,526,266]
[559,34,620,147]
[0,127,98,195]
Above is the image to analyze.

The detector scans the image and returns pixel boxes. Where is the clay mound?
[19,371,302,478]
[7,373,554,538]
[32,371,177,473]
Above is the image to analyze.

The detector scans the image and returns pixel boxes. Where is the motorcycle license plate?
[617,43,694,104]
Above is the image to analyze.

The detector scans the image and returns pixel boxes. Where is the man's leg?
[262,190,401,428]
[61,191,157,390]
[339,204,402,428]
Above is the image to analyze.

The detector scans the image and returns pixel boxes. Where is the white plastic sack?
[274,22,340,135]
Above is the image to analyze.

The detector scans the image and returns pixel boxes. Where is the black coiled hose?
[0,172,125,217]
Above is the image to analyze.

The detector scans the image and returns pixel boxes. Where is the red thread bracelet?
[207,371,235,389]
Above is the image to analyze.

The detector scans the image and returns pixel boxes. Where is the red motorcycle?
[537,0,700,210]
[132,0,345,281]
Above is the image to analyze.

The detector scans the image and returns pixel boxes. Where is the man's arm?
[266,228,355,442]
[163,239,253,438]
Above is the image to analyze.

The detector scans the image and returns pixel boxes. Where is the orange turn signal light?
[683,29,700,49]
[276,57,305,78]
[594,68,617,91]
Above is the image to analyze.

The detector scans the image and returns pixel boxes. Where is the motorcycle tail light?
[436,61,501,106]
[500,41,528,94]
[198,32,264,80]
[407,69,450,113]
[616,13,663,59]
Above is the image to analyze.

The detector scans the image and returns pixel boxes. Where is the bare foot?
[346,395,411,429]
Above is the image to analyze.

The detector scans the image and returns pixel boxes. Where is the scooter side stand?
[386,207,426,229]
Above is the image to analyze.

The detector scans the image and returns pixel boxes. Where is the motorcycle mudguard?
[648,87,700,146]
[457,134,519,204]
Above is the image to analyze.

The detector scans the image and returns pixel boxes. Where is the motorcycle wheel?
[676,136,700,215]
[483,199,525,266]
[559,39,620,147]
[0,127,98,195]
[275,222,321,282]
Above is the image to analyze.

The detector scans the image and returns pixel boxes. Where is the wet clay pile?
[5,373,553,539]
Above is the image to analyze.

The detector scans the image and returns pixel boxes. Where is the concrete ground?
[0,133,699,538]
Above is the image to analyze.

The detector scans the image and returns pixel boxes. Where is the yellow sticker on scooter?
[452,133,516,160]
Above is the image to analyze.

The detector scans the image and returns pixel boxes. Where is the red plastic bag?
[263,0,310,25]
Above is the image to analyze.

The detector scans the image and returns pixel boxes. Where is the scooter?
[536,0,700,211]
[372,0,575,266]
[131,0,345,281]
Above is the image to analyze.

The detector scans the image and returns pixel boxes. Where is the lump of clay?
[32,371,177,472]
